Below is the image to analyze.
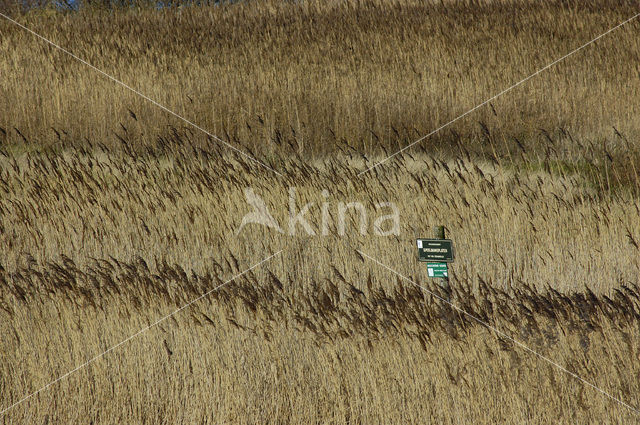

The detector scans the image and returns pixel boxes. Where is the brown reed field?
[1,0,640,423]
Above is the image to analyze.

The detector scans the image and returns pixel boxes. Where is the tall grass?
[1,0,639,159]
[1,0,640,423]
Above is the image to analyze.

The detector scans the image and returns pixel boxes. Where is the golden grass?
[1,0,640,423]
[1,0,640,158]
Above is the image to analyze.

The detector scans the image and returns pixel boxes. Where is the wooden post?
[433,225,450,296]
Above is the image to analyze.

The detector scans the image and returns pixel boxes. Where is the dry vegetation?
[1,0,640,423]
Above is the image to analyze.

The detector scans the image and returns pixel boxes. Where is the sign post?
[416,226,452,296]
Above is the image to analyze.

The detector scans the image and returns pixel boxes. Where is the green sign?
[416,239,454,262]
[427,262,448,278]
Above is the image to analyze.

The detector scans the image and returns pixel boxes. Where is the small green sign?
[427,262,448,278]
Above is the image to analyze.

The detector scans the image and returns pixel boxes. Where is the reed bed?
[1,130,640,423]
[1,0,639,158]
[1,0,640,423]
